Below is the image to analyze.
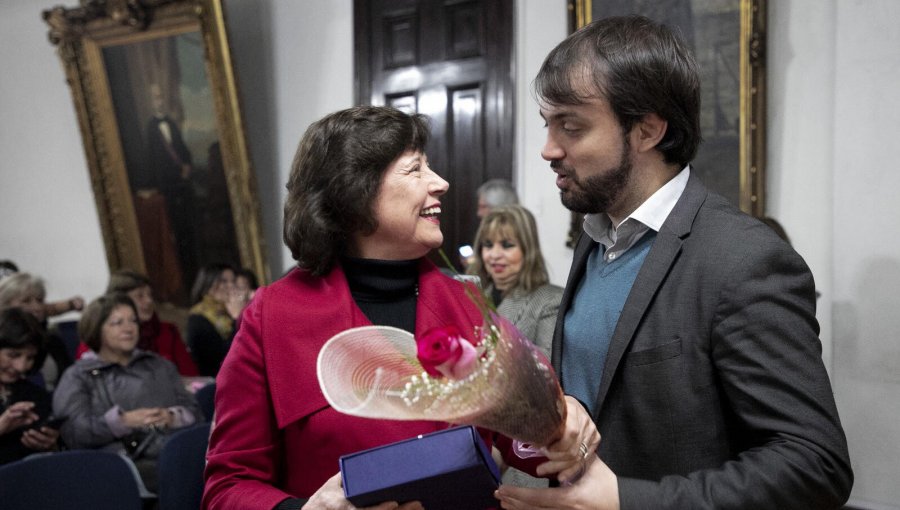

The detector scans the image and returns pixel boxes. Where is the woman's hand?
[121,407,174,429]
[226,288,250,319]
[302,472,424,510]
[0,401,39,435]
[536,396,601,483]
[20,426,60,452]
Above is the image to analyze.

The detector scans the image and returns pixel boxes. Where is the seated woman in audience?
[202,106,597,510]
[0,260,84,318]
[0,273,73,391]
[0,308,60,465]
[77,270,199,376]
[187,264,237,377]
[228,267,258,325]
[234,268,258,303]
[52,293,201,491]
[468,205,563,357]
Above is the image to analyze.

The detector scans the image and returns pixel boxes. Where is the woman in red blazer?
[202,107,597,510]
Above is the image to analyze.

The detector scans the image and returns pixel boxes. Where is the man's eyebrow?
[540,110,578,122]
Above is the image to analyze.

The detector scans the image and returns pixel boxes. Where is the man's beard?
[555,137,632,214]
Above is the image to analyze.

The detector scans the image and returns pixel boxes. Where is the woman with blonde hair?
[468,205,562,357]
[0,273,73,391]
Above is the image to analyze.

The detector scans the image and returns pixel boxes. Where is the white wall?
[767,0,836,369]
[0,1,109,307]
[768,1,900,507]
[224,0,354,277]
[2,0,899,506]
[831,1,900,507]
[514,1,572,286]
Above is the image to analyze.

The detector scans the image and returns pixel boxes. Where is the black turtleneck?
[341,257,418,333]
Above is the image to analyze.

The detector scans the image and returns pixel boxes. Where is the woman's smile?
[419,204,442,224]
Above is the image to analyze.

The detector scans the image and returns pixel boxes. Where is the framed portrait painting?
[44,0,267,306]
[565,0,767,245]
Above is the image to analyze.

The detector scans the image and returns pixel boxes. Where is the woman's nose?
[429,170,449,196]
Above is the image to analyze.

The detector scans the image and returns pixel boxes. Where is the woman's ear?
[632,113,668,153]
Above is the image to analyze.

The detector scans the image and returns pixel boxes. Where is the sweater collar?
[341,257,418,302]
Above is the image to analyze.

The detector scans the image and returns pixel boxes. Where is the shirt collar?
[583,166,690,244]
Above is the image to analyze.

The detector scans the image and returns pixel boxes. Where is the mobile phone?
[458,245,474,258]
[31,415,67,430]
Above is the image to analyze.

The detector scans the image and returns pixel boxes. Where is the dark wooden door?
[355,0,514,268]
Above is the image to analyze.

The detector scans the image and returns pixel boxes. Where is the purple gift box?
[340,425,501,510]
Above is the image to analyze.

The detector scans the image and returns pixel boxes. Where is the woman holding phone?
[0,308,60,465]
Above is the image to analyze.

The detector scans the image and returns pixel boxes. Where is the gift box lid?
[340,425,500,510]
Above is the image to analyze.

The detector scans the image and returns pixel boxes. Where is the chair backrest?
[0,450,142,510]
[195,381,216,422]
[157,422,212,510]
[52,319,81,361]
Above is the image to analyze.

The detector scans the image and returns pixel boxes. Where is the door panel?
[355,0,514,267]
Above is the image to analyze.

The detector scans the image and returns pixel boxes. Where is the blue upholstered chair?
[157,421,212,510]
[195,381,216,422]
[0,450,142,510]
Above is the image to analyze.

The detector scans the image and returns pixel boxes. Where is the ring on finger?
[579,441,589,459]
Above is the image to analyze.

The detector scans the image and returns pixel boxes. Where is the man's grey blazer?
[551,173,852,509]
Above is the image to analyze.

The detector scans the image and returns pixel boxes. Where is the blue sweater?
[562,231,656,415]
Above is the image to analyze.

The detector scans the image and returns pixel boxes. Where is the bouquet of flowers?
[316,286,566,446]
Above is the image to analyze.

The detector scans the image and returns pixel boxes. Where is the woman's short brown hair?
[468,205,550,293]
[79,294,138,353]
[106,270,152,295]
[283,106,431,276]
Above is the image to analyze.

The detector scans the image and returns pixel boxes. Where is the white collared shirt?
[583,166,690,262]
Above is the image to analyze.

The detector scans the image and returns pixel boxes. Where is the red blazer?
[202,260,489,510]
[153,320,200,376]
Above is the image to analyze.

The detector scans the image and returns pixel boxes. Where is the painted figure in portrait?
[103,30,239,305]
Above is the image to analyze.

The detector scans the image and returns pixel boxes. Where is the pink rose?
[416,326,479,379]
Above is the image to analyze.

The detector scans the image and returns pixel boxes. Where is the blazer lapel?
[267,267,370,428]
[591,174,708,413]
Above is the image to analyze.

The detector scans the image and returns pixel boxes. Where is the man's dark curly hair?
[533,15,702,167]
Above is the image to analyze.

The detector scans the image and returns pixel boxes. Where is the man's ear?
[632,113,668,153]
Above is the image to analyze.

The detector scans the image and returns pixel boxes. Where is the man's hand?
[537,396,601,483]
[495,455,620,510]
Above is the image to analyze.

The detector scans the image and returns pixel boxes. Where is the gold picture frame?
[43,0,268,305]
[566,0,767,245]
